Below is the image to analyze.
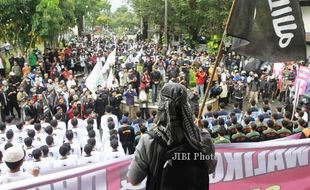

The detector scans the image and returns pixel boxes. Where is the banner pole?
[198,0,237,120]
[291,80,301,121]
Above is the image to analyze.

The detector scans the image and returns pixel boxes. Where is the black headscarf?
[154,83,210,155]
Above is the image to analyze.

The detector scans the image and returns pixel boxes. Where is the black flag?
[227,0,306,62]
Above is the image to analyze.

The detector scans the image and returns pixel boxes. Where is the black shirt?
[118,125,135,144]
[150,71,161,83]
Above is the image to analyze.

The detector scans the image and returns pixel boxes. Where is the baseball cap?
[121,118,128,124]
[4,146,25,162]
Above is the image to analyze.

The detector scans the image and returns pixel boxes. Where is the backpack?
[146,131,209,190]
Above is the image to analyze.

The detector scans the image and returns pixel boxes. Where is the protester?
[0,146,39,184]
[0,33,308,186]
[127,83,216,189]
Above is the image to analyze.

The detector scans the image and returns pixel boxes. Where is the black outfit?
[143,61,153,73]
[134,71,140,96]
[109,95,122,120]
[167,65,180,79]
[8,76,21,87]
[6,86,21,118]
[53,103,67,114]
[150,70,161,104]
[181,61,191,87]
[0,91,9,121]
[233,85,246,110]
[94,95,108,128]
[118,125,135,154]
[24,104,38,122]
[34,100,44,116]
[188,93,199,114]
[146,137,209,190]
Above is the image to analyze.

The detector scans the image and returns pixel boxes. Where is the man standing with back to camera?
[127,83,216,190]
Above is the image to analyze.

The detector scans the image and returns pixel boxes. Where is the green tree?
[129,0,232,45]
[109,6,139,35]
[74,0,111,35]
[32,0,65,48]
[85,0,111,30]
[59,0,76,30]
[0,0,40,53]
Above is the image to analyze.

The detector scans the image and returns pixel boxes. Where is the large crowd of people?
[0,34,309,184]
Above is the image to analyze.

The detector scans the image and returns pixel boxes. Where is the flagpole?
[291,81,301,121]
[198,0,237,120]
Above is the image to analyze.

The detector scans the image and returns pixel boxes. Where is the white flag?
[167,44,171,55]
[107,68,114,90]
[133,48,144,63]
[123,54,133,66]
[85,61,104,95]
[102,48,116,73]
[177,45,181,54]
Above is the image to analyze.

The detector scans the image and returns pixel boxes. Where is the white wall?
[302,7,310,61]
[302,7,310,32]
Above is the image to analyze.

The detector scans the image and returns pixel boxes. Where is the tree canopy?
[129,0,232,43]
[0,0,111,53]
[0,0,233,53]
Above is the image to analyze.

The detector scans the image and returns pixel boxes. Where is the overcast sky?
[109,0,128,12]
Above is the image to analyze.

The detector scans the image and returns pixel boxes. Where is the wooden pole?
[198,0,237,119]
[291,81,301,121]
[163,0,168,52]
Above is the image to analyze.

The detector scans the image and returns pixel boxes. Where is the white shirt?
[65,141,82,158]
[101,131,110,144]
[68,118,86,130]
[221,72,227,82]
[78,155,100,166]
[103,150,126,161]
[0,133,6,146]
[0,141,18,153]
[23,124,34,131]
[66,79,76,89]
[0,163,7,176]
[0,170,32,184]
[10,126,22,133]
[47,145,60,159]
[32,139,42,149]
[54,157,77,169]
[302,112,309,122]
[57,121,67,131]
[41,156,55,171]
[101,114,119,132]
[247,76,254,84]
[68,154,79,165]
[71,128,85,146]
[13,131,28,144]
[0,58,4,69]
[6,124,17,132]
[25,147,35,161]
[220,83,228,98]
[48,129,64,146]
[83,118,98,130]
[41,122,50,130]
[80,56,86,67]
[34,131,47,145]
[24,159,51,174]
[103,144,125,158]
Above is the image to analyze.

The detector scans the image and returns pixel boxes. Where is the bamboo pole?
[198,0,237,119]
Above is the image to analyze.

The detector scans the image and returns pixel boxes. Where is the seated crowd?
[0,98,309,184]
[202,100,310,144]
[0,106,155,184]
